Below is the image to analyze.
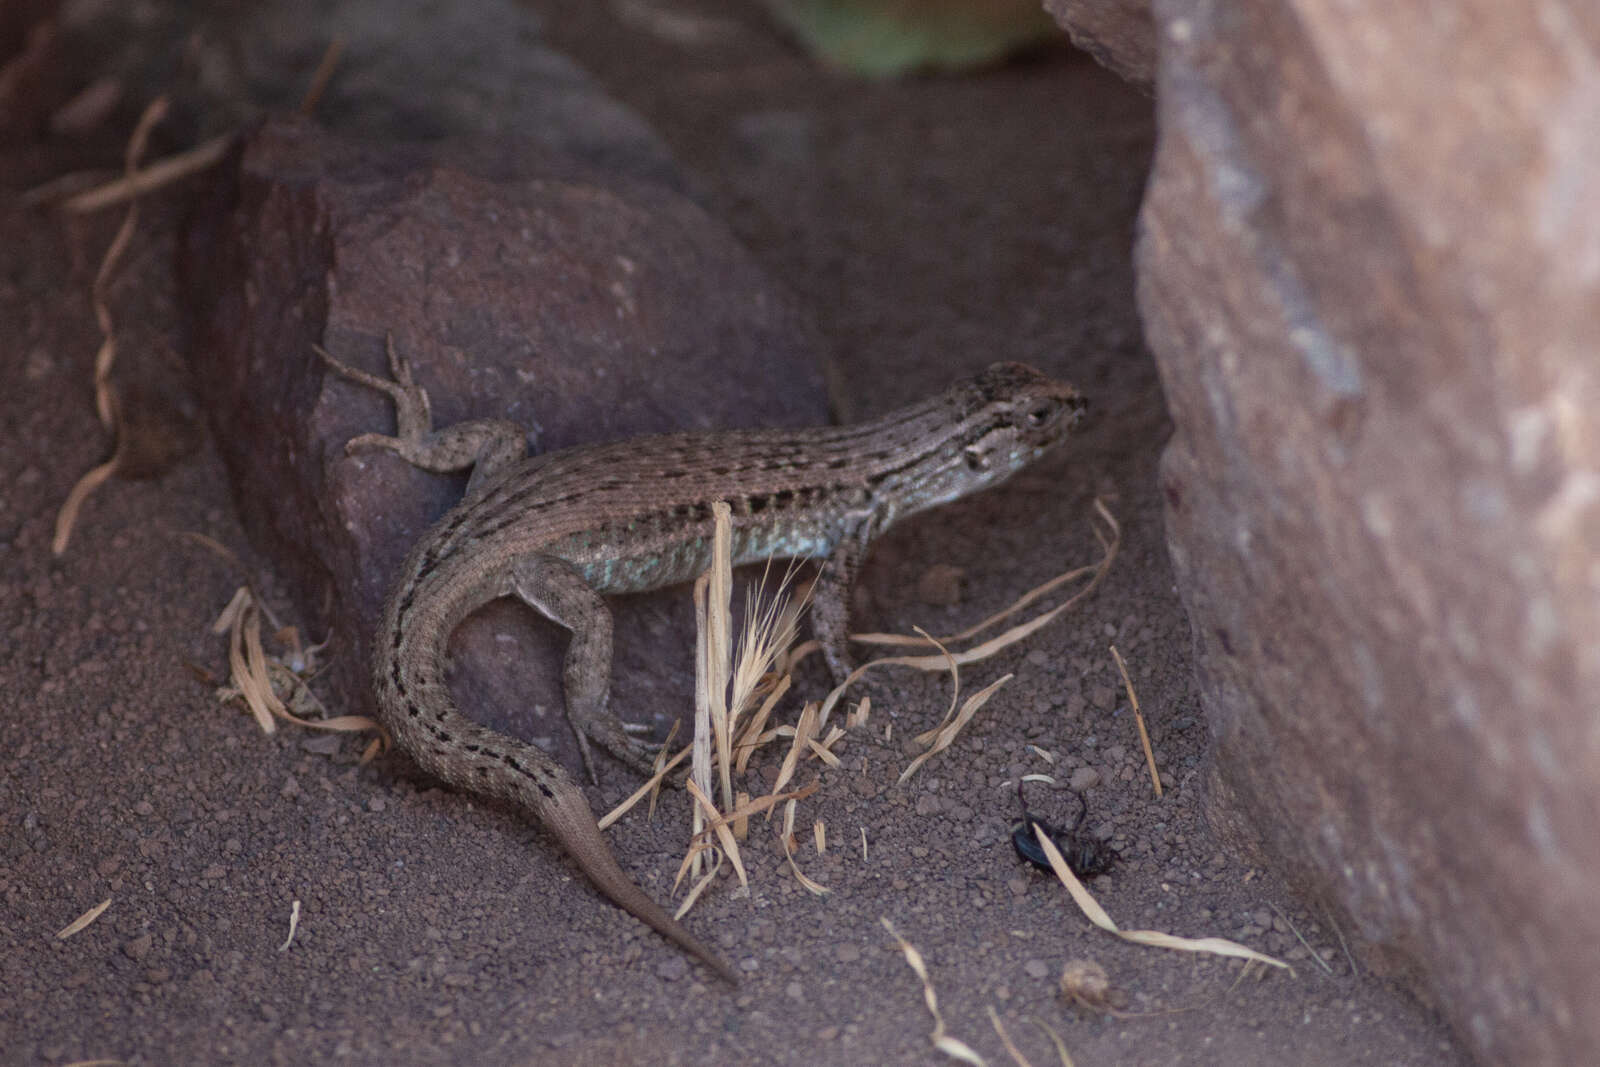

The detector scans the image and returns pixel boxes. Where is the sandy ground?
[0,2,1466,1064]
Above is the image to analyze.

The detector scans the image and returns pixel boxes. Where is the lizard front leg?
[510,554,663,782]
[316,338,526,490]
[810,518,874,685]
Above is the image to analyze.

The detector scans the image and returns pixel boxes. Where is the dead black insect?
[1011,777,1116,878]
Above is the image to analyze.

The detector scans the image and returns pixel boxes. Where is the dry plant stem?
[52,97,172,555]
[817,503,1120,730]
[853,498,1120,650]
[1032,826,1293,973]
[681,782,818,837]
[298,37,346,115]
[1026,1017,1077,1067]
[706,503,735,808]
[881,918,988,1066]
[777,798,829,895]
[986,1006,1034,1067]
[691,572,713,869]
[899,673,1014,784]
[598,742,691,830]
[683,777,746,889]
[56,899,112,940]
[1271,902,1335,976]
[213,588,379,740]
[279,899,302,951]
[1110,644,1161,797]
[673,846,725,918]
[733,673,790,774]
[771,701,820,798]
[51,459,117,555]
[60,134,230,214]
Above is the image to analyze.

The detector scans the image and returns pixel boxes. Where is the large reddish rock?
[181,118,828,770]
[1138,0,1600,1062]
[1040,0,1153,89]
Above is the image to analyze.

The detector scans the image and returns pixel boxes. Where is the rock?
[64,0,681,188]
[180,117,828,768]
[1041,0,1154,90]
[1068,766,1100,792]
[1138,0,1600,1063]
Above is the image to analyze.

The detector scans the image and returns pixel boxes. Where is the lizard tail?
[539,782,739,984]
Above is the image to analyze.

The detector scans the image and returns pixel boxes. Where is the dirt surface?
[1,2,1467,1064]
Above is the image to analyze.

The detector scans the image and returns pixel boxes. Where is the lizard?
[318,340,1088,984]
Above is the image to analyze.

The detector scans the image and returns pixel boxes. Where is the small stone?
[123,933,153,960]
[654,954,689,982]
[302,733,343,756]
[1069,767,1101,791]
[1023,958,1051,979]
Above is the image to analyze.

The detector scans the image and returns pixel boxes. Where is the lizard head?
[958,361,1087,472]
[880,362,1086,521]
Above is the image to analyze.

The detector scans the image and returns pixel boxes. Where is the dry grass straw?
[211,587,382,759]
[669,502,812,894]
[1026,1017,1076,1067]
[50,41,349,553]
[630,498,1116,915]
[881,917,987,1066]
[35,40,345,215]
[1031,825,1293,975]
[278,898,302,952]
[55,898,112,940]
[774,800,830,896]
[818,498,1120,733]
[52,96,169,556]
[1109,644,1161,797]
[1270,901,1335,976]
[689,502,735,871]
[53,134,232,214]
[899,668,1014,785]
[986,1007,1034,1067]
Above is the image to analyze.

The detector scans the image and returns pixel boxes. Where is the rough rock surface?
[1041,0,1153,89]
[180,117,828,760]
[1138,0,1600,1062]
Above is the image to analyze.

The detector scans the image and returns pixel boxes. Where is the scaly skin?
[322,341,1087,984]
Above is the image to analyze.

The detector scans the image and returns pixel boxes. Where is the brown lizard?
[320,341,1087,984]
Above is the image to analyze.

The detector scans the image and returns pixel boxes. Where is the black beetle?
[1011,777,1116,877]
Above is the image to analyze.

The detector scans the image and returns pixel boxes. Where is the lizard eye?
[963,448,987,472]
[1026,401,1056,427]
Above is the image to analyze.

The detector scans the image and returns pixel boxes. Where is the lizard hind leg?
[509,554,663,782]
